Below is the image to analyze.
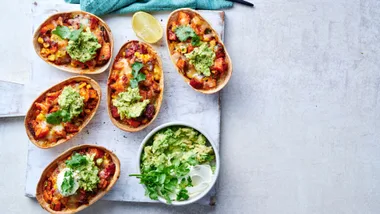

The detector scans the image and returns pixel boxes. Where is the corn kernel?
[84,109,91,114]
[36,113,45,121]
[56,50,66,58]
[171,24,177,32]
[50,34,61,42]
[43,43,50,48]
[48,54,56,61]
[37,37,44,44]
[122,52,126,56]
[71,61,76,67]
[78,82,87,89]
[153,65,161,80]
[40,48,50,56]
[86,84,92,89]
[210,40,216,49]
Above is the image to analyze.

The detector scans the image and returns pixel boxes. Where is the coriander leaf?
[149,191,159,200]
[176,189,189,201]
[159,173,166,184]
[61,170,75,195]
[65,153,88,168]
[191,35,201,47]
[69,26,83,41]
[130,79,138,89]
[175,26,197,42]
[46,111,62,125]
[52,26,71,39]
[187,155,198,166]
[187,176,193,187]
[46,109,71,125]
[132,62,143,74]
[136,73,146,82]
[129,62,145,88]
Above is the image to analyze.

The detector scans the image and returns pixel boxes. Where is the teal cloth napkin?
[65,0,233,16]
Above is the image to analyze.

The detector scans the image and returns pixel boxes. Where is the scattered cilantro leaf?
[136,72,146,82]
[187,155,198,166]
[175,26,197,42]
[191,35,201,47]
[69,25,84,41]
[176,189,189,201]
[129,62,146,88]
[61,170,75,195]
[132,62,144,74]
[130,163,193,204]
[46,109,71,125]
[52,26,71,39]
[52,25,83,41]
[129,79,139,89]
[65,153,88,168]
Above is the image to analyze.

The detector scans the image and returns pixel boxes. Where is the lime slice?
[132,12,163,44]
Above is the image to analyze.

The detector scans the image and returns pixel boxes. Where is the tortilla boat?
[107,40,164,132]
[33,11,114,74]
[36,144,120,213]
[166,8,232,94]
[25,76,101,149]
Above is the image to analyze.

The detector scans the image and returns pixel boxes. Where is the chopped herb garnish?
[130,62,146,88]
[46,109,71,125]
[52,25,83,41]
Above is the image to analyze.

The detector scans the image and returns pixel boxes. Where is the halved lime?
[132,12,163,44]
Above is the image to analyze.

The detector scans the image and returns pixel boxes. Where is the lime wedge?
[132,12,163,44]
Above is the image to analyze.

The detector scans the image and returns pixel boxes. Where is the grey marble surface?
[1,0,380,213]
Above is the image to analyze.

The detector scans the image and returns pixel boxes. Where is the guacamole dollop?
[185,43,215,77]
[112,87,149,119]
[65,153,100,191]
[142,127,214,171]
[67,31,101,63]
[58,86,84,119]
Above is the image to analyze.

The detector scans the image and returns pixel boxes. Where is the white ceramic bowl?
[136,121,220,205]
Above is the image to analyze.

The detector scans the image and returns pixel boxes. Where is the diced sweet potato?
[176,58,186,70]
[178,12,191,25]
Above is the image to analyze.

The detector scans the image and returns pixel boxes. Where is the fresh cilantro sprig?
[52,25,83,41]
[130,162,194,204]
[61,170,75,195]
[65,153,88,168]
[129,62,146,88]
[174,26,201,47]
[46,109,71,125]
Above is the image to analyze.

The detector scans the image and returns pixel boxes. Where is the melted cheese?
[118,58,133,77]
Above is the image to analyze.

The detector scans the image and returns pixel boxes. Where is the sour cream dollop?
[57,168,79,197]
[186,165,213,197]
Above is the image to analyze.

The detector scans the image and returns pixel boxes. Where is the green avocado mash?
[142,127,214,170]
[130,127,215,203]
[58,86,84,119]
[67,31,101,63]
[65,153,100,191]
[112,87,149,119]
[185,43,215,77]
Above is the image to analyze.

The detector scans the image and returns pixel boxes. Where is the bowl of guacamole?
[130,122,220,205]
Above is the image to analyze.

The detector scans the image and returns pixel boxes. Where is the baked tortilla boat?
[36,144,120,213]
[166,9,232,94]
[107,40,164,132]
[33,11,113,74]
[25,76,101,149]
